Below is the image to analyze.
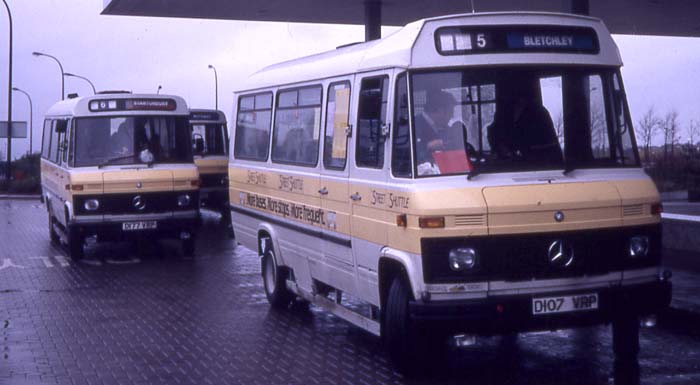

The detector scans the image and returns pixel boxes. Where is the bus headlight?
[177,194,192,207]
[449,247,477,271]
[629,236,649,258]
[84,199,100,211]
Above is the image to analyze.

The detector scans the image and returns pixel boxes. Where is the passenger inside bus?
[415,89,472,175]
[111,121,133,156]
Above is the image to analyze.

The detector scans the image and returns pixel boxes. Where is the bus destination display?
[436,25,599,55]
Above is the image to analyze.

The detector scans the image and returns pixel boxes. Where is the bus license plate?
[122,221,157,231]
[532,293,598,315]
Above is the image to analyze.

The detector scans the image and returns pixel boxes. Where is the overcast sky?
[1,0,699,159]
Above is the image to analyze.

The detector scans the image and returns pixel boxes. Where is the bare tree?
[661,110,680,161]
[554,111,564,145]
[636,106,660,163]
[590,104,607,157]
[689,119,700,147]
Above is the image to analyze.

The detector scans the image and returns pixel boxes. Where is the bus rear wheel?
[48,214,59,245]
[262,248,294,308]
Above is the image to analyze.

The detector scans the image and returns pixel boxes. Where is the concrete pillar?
[570,0,590,15]
[364,0,381,41]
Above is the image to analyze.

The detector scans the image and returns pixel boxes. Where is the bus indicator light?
[419,216,445,229]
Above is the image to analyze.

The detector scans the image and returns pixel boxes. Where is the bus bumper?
[199,187,229,211]
[408,279,671,335]
[68,212,199,242]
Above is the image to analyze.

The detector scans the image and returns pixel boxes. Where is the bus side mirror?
[193,136,204,155]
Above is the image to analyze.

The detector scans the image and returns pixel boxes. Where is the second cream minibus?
[41,92,200,259]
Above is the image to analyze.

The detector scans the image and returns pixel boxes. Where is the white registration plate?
[532,293,598,315]
[122,221,157,231]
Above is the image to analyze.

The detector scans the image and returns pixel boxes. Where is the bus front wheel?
[67,229,84,260]
[384,275,431,375]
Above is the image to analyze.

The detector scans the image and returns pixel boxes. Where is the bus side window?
[392,73,411,178]
[356,76,389,169]
[272,86,322,167]
[49,120,61,164]
[62,120,71,164]
[324,81,351,170]
[234,93,273,161]
[41,120,52,159]
[54,120,68,164]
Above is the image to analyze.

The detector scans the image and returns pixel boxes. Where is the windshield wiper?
[97,154,135,169]
[467,168,481,180]
[562,164,576,175]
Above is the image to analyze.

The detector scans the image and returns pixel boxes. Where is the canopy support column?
[364,0,381,41]
[570,0,590,15]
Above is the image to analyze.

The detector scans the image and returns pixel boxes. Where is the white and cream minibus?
[41,92,200,259]
[229,12,671,374]
[189,109,231,230]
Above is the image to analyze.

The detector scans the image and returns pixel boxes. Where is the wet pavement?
[1,199,700,385]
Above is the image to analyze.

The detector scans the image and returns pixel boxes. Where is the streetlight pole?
[64,72,96,95]
[12,87,31,155]
[208,64,218,110]
[2,0,13,181]
[32,51,64,100]
[157,85,162,94]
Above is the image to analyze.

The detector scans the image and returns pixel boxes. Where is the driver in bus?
[488,83,562,162]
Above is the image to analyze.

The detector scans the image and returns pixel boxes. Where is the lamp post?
[64,72,96,95]
[2,0,13,181]
[157,85,162,94]
[11,87,31,155]
[32,51,64,100]
[208,64,218,110]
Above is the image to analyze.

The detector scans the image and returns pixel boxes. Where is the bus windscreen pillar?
[364,0,381,41]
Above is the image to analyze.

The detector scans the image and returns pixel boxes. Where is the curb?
[0,194,41,200]
[658,307,700,337]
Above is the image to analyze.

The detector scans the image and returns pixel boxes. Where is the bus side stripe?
[230,204,352,249]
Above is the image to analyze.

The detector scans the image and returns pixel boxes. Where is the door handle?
[350,193,362,201]
[318,187,328,195]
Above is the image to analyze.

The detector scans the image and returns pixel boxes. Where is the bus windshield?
[192,123,227,156]
[409,66,638,177]
[73,116,192,167]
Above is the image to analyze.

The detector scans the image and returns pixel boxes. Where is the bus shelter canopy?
[102,0,700,38]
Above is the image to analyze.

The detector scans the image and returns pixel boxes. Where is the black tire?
[67,228,84,260]
[384,275,428,375]
[262,247,294,308]
[48,214,60,245]
[612,312,640,385]
[182,236,196,257]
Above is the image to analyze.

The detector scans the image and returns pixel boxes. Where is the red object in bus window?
[432,150,473,174]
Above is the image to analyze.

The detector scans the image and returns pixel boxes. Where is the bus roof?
[45,93,190,117]
[189,109,227,124]
[239,12,621,92]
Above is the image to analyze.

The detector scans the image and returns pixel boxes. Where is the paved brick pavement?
[1,200,699,385]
